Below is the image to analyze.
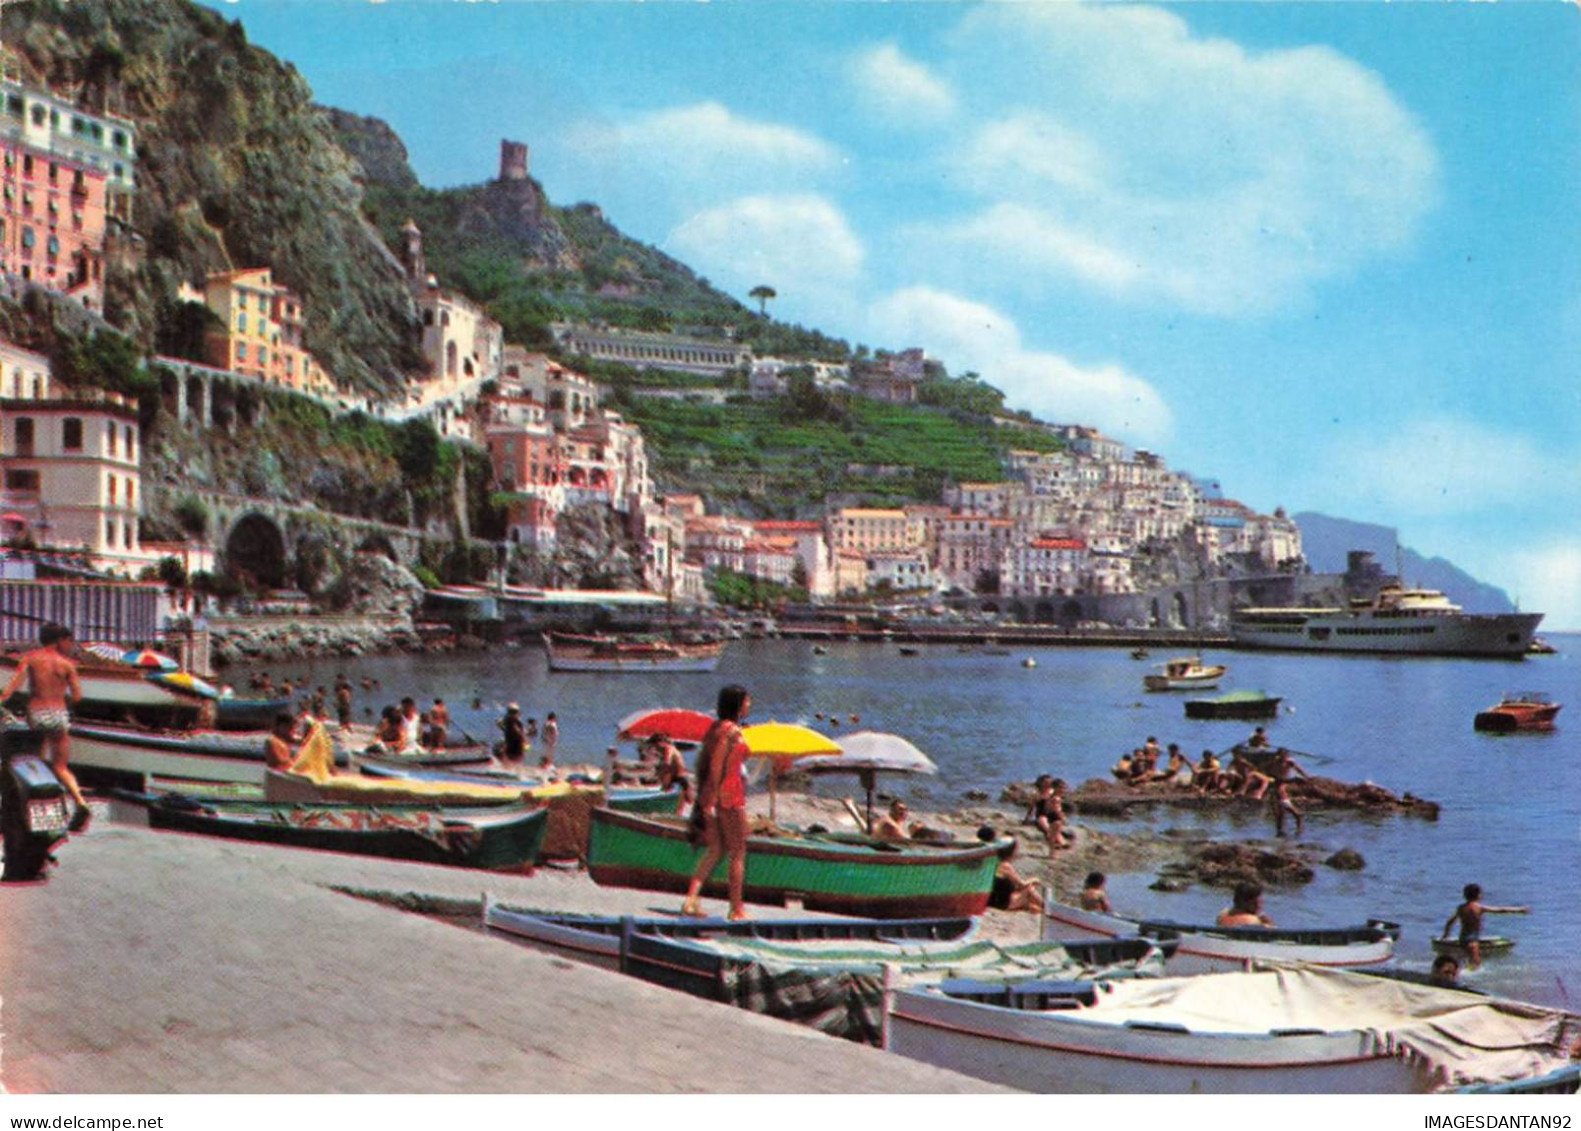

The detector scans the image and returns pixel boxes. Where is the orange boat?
[1474,693,1561,733]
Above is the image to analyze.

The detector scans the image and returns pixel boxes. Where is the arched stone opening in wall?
[356,534,398,562]
[1061,599,1084,628]
[224,512,288,589]
[1149,598,1162,628]
[1034,599,1056,625]
[1173,591,1190,628]
[980,601,1001,616]
[235,388,258,429]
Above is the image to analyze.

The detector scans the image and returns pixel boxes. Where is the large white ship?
[1230,585,1542,659]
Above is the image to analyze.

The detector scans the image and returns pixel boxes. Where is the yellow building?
[827,507,917,554]
[203,268,328,393]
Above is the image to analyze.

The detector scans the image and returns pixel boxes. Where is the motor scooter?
[1,723,72,882]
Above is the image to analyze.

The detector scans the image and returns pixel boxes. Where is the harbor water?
[242,634,1581,1006]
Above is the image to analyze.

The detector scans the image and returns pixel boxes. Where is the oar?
[841,796,870,835]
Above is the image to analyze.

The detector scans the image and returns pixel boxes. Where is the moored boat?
[486,903,1170,1044]
[214,694,293,732]
[1184,690,1282,720]
[587,807,1011,919]
[1042,899,1398,973]
[543,632,724,673]
[1230,585,1543,659]
[887,966,1581,1093]
[1144,656,1227,693]
[1473,693,1561,733]
[113,792,548,871]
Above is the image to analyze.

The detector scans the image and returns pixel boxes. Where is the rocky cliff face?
[4,0,423,393]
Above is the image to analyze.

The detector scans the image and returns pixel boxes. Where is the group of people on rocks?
[1110,728,1311,836]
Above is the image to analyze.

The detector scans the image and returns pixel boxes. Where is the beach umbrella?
[616,707,715,744]
[123,648,180,671]
[797,731,938,830]
[84,642,126,663]
[740,722,842,820]
[146,670,221,700]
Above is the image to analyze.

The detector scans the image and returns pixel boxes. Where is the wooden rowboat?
[587,808,1011,919]
[1184,690,1282,720]
[888,967,1581,1094]
[1043,899,1398,973]
[113,793,548,871]
[484,904,1170,1045]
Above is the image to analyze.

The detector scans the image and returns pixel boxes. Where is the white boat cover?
[1077,967,1581,1090]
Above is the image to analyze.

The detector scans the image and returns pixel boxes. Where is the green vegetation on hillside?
[610,392,1063,514]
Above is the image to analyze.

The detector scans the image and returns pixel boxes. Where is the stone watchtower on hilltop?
[499,139,529,182]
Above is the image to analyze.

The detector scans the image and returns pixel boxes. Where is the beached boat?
[1143,657,1226,693]
[1473,693,1561,733]
[0,652,210,722]
[1184,690,1282,720]
[587,807,1011,919]
[543,632,724,673]
[887,966,1581,1093]
[67,721,490,791]
[355,762,683,860]
[1042,900,1398,973]
[484,904,1170,1044]
[114,793,548,871]
[214,694,292,732]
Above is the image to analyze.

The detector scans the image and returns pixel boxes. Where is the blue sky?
[222,1,1580,626]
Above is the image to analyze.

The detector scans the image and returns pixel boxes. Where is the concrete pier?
[0,823,1006,1094]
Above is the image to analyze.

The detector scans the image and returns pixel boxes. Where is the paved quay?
[0,821,1008,1094]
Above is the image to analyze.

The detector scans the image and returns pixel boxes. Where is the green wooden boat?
[587,807,1011,919]
[116,792,548,871]
[1432,936,1515,958]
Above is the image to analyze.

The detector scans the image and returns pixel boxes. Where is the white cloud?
[925,5,1440,315]
[865,287,1172,443]
[1317,418,1564,516]
[848,43,957,126]
[563,103,838,210]
[668,194,866,316]
[1509,543,1581,632]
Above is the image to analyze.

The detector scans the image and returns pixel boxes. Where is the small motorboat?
[898,645,921,657]
[1473,693,1561,733]
[1184,690,1282,720]
[1130,648,1150,660]
[1144,656,1226,692]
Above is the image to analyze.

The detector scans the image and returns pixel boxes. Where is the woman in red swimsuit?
[681,684,752,920]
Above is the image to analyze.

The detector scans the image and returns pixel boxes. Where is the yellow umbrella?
[740,722,843,759]
[739,722,842,820]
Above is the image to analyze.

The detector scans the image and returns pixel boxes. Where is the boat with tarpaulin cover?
[484,902,1172,1045]
[887,966,1581,1093]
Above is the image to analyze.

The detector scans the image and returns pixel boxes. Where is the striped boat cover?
[710,938,1170,1045]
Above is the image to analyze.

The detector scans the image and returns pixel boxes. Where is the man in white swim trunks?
[3,623,88,830]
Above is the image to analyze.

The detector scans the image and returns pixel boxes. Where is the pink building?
[0,140,107,309]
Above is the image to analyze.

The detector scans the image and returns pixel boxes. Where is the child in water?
[1441,883,1529,970]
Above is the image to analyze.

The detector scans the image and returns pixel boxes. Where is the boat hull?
[887,986,1419,1094]
[68,723,296,790]
[543,632,724,673]
[1231,612,1543,659]
[1042,901,1396,974]
[215,696,293,731]
[1184,696,1281,720]
[1473,705,1560,733]
[587,808,1007,919]
[0,655,208,717]
[126,796,548,871]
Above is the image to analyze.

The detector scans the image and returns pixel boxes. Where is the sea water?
[250,633,1581,1006]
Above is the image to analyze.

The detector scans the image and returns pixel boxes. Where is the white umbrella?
[797,731,938,828]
